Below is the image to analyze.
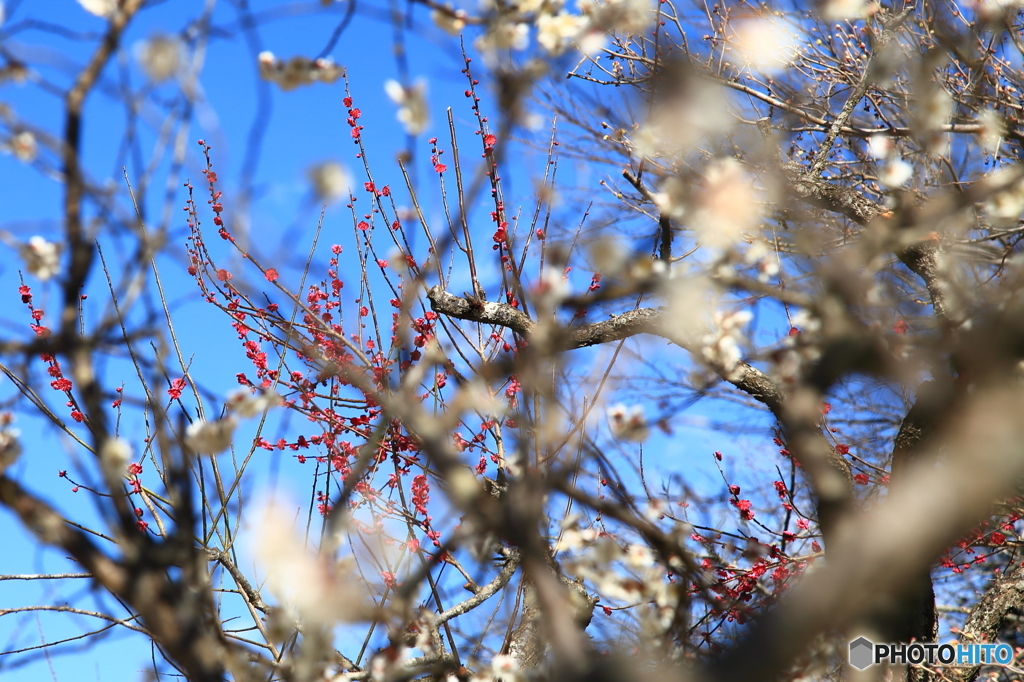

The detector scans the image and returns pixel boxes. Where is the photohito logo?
[848,636,1013,670]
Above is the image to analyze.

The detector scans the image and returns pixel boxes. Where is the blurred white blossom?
[744,240,780,282]
[308,161,351,202]
[979,109,1006,154]
[185,418,238,455]
[581,0,652,34]
[588,235,630,275]
[413,614,436,654]
[536,265,570,303]
[867,133,893,160]
[19,236,61,280]
[983,168,1024,221]
[432,7,467,34]
[136,35,181,82]
[985,186,1024,221]
[491,655,520,681]
[257,51,343,91]
[607,403,649,442]
[790,309,821,336]
[820,0,877,20]
[624,543,654,569]
[563,534,678,627]
[226,389,282,418]
[512,0,546,11]
[555,524,598,552]
[979,0,1024,22]
[663,276,716,344]
[78,0,116,17]
[731,18,798,74]
[920,86,953,130]
[633,78,730,159]
[691,158,760,251]
[536,11,587,54]
[7,131,38,162]
[0,414,21,473]
[701,309,752,379]
[775,309,824,382]
[384,79,430,135]
[644,499,665,520]
[100,437,132,482]
[253,499,368,627]
[576,29,609,55]
[475,20,530,52]
[914,81,952,153]
[653,175,687,220]
[446,468,482,505]
[879,159,913,188]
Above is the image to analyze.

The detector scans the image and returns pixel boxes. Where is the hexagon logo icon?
[849,637,874,670]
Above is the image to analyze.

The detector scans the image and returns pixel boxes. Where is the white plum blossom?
[384,79,430,135]
[820,0,877,20]
[187,391,283,456]
[536,265,570,303]
[512,0,546,11]
[136,35,181,82]
[0,414,21,473]
[19,236,61,280]
[536,10,587,54]
[308,161,351,202]
[78,0,116,17]
[653,175,687,220]
[774,310,823,382]
[563,534,678,629]
[413,615,435,654]
[257,51,343,91]
[867,133,893,160]
[475,20,530,53]
[370,655,388,682]
[185,417,238,455]
[431,5,467,34]
[587,235,630,276]
[226,389,282,418]
[607,403,649,442]
[663,275,717,345]
[879,159,913,188]
[790,309,821,336]
[983,168,1024,221]
[979,0,1024,21]
[979,109,1006,154]
[915,84,953,135]
[253,499,369,627]
[691,158,760,251]
[100,437,132,483]
[701,309,753,379]
[581,0,652,35]
[632,78,730,160]
[731,18,798,74]
[7,131,37,162]
[624,543,655,569]
[591,535,623,564]
[555,519,598,551]
[446,467,482,505]
[491,654,520,681]
[985,184,1024,221]
[644,499,665,520]
[744,240,780,282]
